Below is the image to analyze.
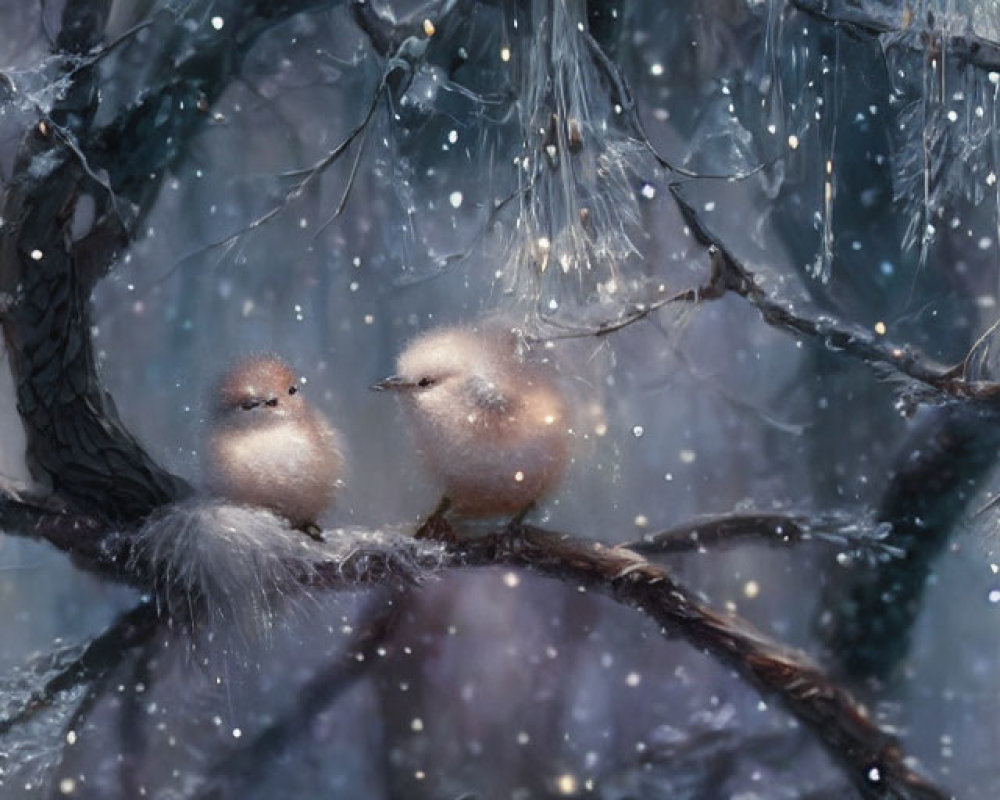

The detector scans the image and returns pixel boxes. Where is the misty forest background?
[1,1,1000,798]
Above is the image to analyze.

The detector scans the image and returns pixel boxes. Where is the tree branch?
[819,403,1000,679]
[623,510,893,556]
[0,601,160,737]
[190,594,406,800]
[0,493,949,800]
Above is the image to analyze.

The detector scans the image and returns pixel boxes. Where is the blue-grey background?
[1,1,999,797]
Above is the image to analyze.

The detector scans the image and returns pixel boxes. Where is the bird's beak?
[371,375,413,392]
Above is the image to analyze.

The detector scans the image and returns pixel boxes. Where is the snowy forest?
[0,0,999,798]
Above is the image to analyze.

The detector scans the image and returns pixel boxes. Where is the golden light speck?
[743,580,760,599]
[59,779,76,795]
[503,571,521,588]
[555,773,579,795]
[422,18,436,36]
[788,134,800,150]
[514,470,525,482]
[500,46,511,62]
[543,414,556,425]
[874,321,887,336]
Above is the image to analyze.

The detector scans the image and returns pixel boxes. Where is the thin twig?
[0,602,160,737]
[624,512,815,554]
[189,593,407,800]
[667,189,999,404]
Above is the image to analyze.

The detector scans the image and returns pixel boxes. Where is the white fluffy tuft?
[131,500,445,640]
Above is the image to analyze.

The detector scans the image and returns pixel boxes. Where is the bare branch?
[667,190,999,405]
[623,511,894,557]
[0,493,948,800]
[0,602,159,737]
[190,594,406,800]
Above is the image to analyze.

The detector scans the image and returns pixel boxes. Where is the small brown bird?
[203,357,343,535]
[375,325,570,519]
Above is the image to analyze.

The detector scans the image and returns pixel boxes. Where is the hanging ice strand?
[500,0,658,328]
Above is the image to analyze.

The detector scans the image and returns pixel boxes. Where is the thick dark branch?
[444,523,945,800]
[1,495,947,800]
[0,1,343,522]
[819,403,1000,679]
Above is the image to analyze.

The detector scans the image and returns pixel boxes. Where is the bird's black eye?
[288,385,298,395]
[417,376,435,388]
[241,400,257,411]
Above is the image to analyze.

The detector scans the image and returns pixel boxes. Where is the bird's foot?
[501,503,536,552]
[506,502,536,534]
[300,523,327,543]
[415,496,454,541]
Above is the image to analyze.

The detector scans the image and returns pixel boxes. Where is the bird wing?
[464,374,512,416]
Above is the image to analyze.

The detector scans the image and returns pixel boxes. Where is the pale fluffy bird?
[375,325,570,517]
[203,357,343,532]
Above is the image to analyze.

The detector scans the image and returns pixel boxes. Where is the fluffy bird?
[375,325,570,518]
[203,357,343,533]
